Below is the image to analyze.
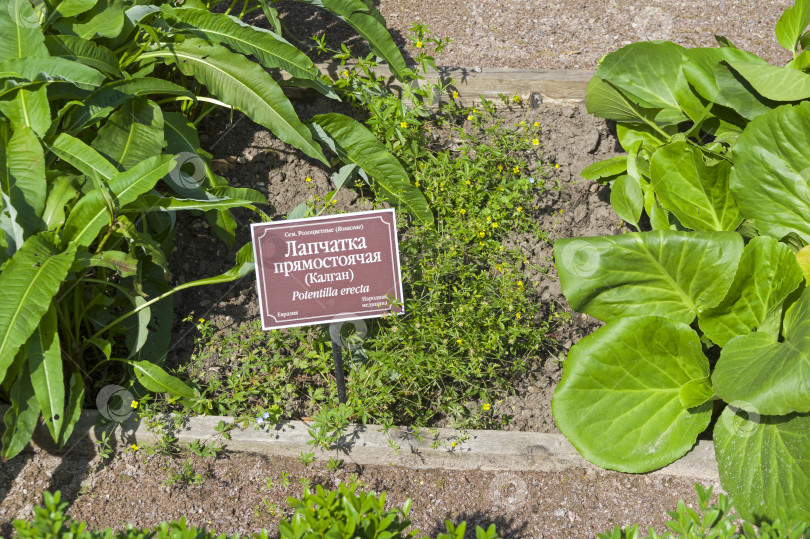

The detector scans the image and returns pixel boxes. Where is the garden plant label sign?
[251,209,404,330]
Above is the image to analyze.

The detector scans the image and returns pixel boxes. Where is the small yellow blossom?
[498,164,503,172]
[452,90,459,98]
[517,206,523,212]
[342,70,349,78]
[479,231,485,237]
[416,41,423,48]
[512,95,521,103]
[465,180,471,185]
[305,176,312,182]
[451,441,457,448]
[169,397,176,404]
[131,400,139,409]
[519,121,525,126]
[459,208,466,214]
[534,121,540,127]
[130,444,139,451]
[486,216,491,222]
[532,138,539,146]
[198,318,205,323]
[414,181,420,187]
[555,163,561,169]
[516,313,522,320]
[330,199,337,205]
[491,222,498,228]
[512,166,520,174]
[456,339,463,345]
[467,115,474,121]
[400,121,407,128]
[518,280,524,287]
[482,403,491,411]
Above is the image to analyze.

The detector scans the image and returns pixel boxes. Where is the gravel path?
[277,0,794,70]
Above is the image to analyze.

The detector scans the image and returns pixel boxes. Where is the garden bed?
[165,96,620,434]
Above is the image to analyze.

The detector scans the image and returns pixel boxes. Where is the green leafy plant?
[0,0,426,459]
[15,488,500,538]
[280,482,500,539]
[553,0,810,523]
[598,484,809,538]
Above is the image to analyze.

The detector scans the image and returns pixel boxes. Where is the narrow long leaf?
[50,132,117,181]
[61,154,175,246]
[143,39,327,164]
[27,305,64,442]
[312,113,432,224]
[1,358,41,459]
[0,233,76,383]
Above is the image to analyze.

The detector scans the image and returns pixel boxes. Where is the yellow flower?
[518,280,524,287]
[512,95,521,103]
[467,115,474,121]
[452,90,459,98]
[498,164,503,172]
[519,121,525,126]
[330,199,337,205]
[517,206,523,212]
[482,403,491,411]
[532,138,539,146]
[456,339,463,345]
[486,216,491,222]
[168,397,176,404]
[305,176,312,182]
[130,444,139,451]
[512,166,520,174]
[516,313,522,320]
[534,121,540,127]
[342,70,349,77]
[131,400,139,409]
[465,180,471,185]
[414,181,420,187]
[555,163,561,169]
[400,121,407,128]
[479,231,485,237]
[459,208,466,214]
[451,441,457,448]
[491,222,498,228]
[416,41,423,48]
[198,318,205,323]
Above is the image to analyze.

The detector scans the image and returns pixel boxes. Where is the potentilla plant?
[553,0,810,523]
[0,0,425,459]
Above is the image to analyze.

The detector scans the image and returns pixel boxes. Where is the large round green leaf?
[681,47,766,107]
[714,406,810,522]
[730,101,810,243]
[699,236,803,346]
[649,141,741,231]
[726,61,810,102]
[595,41,688,125]
[713,286,810,416]
[715,62,780,121]
[775,0,810,53]
[554,231,743,324]
[553,316,712,473]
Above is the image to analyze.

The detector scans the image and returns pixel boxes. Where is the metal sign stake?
[329,322,348,404]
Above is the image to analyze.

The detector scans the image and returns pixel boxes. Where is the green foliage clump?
[13,488,500,539]
[0,0,426,460]
[599,484,809,539]
[553,0,810,524]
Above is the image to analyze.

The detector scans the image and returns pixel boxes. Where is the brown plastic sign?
[251,209,404,330]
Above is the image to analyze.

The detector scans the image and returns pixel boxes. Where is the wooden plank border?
[284,64,594,104]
